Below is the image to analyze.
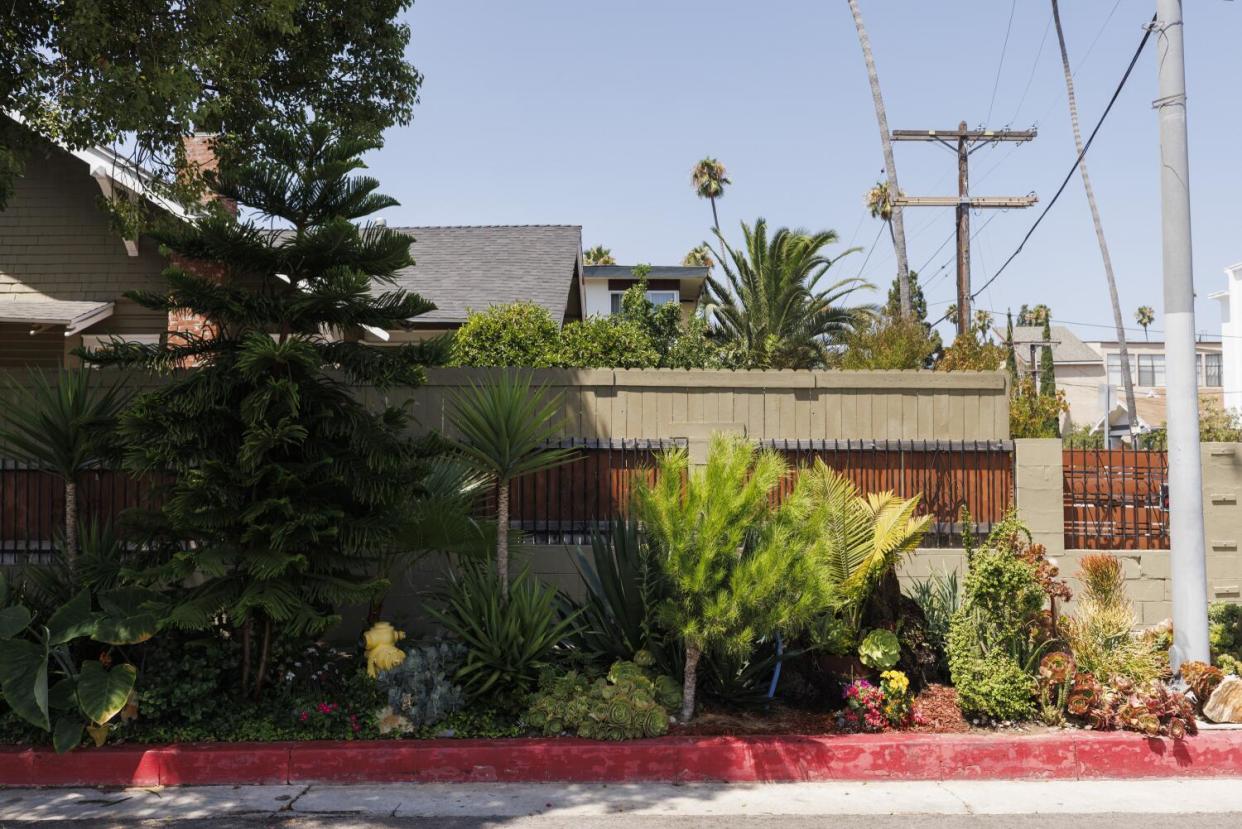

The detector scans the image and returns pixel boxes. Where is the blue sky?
[364,1,1241,344]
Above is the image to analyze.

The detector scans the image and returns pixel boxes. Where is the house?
[1211,262,1242,412]
[1010,324,1223,432]
[0,131,708,364]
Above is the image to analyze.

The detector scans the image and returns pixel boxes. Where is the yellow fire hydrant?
[363,621,406,677]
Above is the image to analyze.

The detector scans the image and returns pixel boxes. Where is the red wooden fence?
[1062,448,1169,550]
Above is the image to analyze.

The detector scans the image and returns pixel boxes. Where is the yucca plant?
[447,372,577,600]
[428,563,579,704]
[0,369,130,568]
[636,433,834,721]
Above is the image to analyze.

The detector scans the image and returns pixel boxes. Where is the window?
[1137,354,1165,387]
[1205,352,1223,387]
[609,289,679,315]
[1107,353,1136,386]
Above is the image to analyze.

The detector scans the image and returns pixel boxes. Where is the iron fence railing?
[1063,448,1169,550]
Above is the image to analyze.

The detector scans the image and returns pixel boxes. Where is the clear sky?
[363,0,1241,344]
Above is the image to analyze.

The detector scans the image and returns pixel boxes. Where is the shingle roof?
[388,225,582,325]
[0,299,114,334]
[582,265,709,281]
[1010,325,1101,364]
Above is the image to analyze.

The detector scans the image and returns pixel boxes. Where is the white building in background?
[1210,262,1242,413]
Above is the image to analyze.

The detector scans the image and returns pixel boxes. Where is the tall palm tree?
[1050,0,1137,435]
[448,372,577,600]
[691,157,730,234]
[681,244,714,271]
[583,245,616,266]
[0,370,129,569]
[705,218,872,369]
[847,0,911,319]
[1136,305,1155,341]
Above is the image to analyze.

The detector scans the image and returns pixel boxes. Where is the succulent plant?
[374,640,467,730]
[858,629,900,671]
[525,659,677,740]
[1180,660,1224,707]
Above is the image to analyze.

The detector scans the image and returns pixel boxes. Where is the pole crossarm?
[892,195,1037,208]
[891,128,1037,142]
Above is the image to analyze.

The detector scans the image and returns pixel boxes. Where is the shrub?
[951,651,1036,721]
[553,317,658,368]
[428,564,579,707]
[1010,378,1068,439]
[936,333,1006,372]
[451,302,558,367]
[907,569,960,675]
[373,641,467,734]
[1209,601,1242,674]
[525,655,678,740]
[1062,553,1167,685]
[838,316,939,370]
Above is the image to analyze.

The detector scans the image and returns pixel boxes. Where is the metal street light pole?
[1154,0,1210,668]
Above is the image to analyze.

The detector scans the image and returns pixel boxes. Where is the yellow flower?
[880,670,909,694]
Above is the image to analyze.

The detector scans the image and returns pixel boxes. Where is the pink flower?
[299,711,309,722]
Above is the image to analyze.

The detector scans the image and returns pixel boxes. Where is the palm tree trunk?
[63,479,77,571]
[680,641,702,722]
[496,482,510,601]
[1051,0,1137,438]
[847,0,911,319]
[710,197,721,236]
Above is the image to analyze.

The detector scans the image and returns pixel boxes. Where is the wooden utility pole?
[891,122,1038,336]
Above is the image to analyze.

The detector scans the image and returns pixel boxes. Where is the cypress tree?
[1039,317,1060,436]
[1004,310,1019,385]
[84,120,439,696]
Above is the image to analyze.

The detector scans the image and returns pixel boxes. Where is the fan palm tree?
[447,372,577,600]
[704,218,873,368]
[0,370,130,569]
[848,0,911,319]
[691,157,730,234]
[1051,0,1137,434]
[583,245,616,266]
[1136,305,1155,341]
[973,310,994,341]
[681,244,714,271]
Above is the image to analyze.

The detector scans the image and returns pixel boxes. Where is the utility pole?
[891,122,1038,336]
[1155,0,1209,669]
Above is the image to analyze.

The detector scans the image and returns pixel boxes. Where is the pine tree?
[83,120,440,696]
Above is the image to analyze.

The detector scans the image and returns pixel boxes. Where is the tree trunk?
[253,616,272,700]
[847,0,911,318]
[710,197,721,236]
[496,482,510,602]
[63,479,77,571]
[1051,0,1138,438]
[240,618,253,694]
[680,641,702,722]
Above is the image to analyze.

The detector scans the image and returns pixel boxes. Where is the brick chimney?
[167,133,233,354]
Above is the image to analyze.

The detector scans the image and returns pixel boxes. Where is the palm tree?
[0,370,129,569]
[681,244,714,271]
[1136,305,1155,341]
[847,0,911,319]
[690,157,730,234]
[583,245,616,266]
[1051,0,1137,435]
[447,372,577,600]
[973,310,994,341]
[704,218,872,368]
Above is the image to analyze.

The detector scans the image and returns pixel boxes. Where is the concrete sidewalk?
[4,779,1242,823]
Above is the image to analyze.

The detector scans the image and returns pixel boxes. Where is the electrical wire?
[986,0,1019,125]
[1009,11,1054,125]
[930,14,1157,329]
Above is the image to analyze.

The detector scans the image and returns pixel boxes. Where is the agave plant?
[704,218,872,369]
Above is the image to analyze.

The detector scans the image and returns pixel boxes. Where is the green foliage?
[81,123,437,695]
[1010,378,1068,439]
[936,332,1007,372]
[704,218,872,369]
[858,629,900,670]
[451,302,559,367]
[3,1,421,211]
[1209,602,1242,675]
[1063,554,1167,685]
[946,516,1049,720]
[525,657,677,740]
[0,574,159,752]
[838,315,939,370]
[907,569,960,676]
[1142,396,1242,449]
[554,317,659,368]
[583,245,616,265]
[374,641,466,733]
[428,564,579,706]
[1063,424,1105,449]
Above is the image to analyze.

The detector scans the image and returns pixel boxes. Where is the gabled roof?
[388,225,582,325]
[582,265,709,281]
[1010,325,1101,365]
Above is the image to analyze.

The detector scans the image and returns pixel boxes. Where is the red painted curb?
[2,731,1241,787]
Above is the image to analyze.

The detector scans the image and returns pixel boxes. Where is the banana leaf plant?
[0,573,160,752]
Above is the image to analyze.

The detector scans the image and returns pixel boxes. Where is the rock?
[1203,675,1242,723]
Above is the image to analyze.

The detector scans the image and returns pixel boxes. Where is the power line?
[1009,11,1054,125]
[931,14,1157,329]
[852,221,887,282]
[986,0,1019,125]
